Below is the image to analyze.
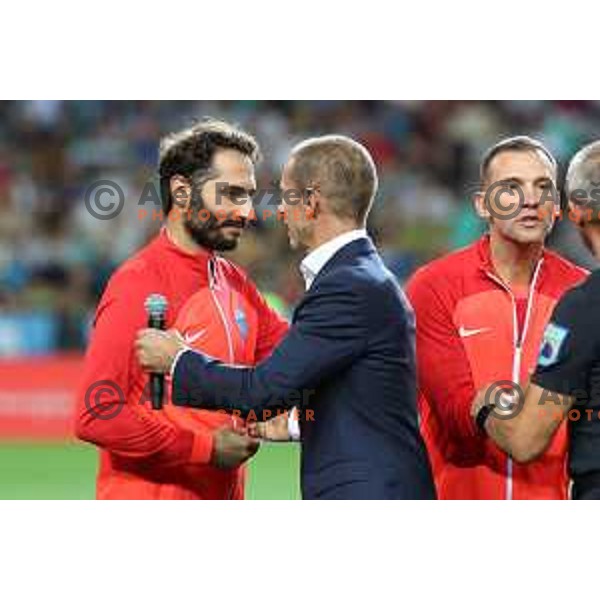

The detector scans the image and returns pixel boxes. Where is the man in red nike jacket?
[75,119,288,499]
[406,136,588,499]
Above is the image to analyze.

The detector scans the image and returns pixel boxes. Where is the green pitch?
[0,441,301,500]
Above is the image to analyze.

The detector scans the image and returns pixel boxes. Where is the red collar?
[476,234,546,287]
[158,227,215,260]
[153,227,217,282]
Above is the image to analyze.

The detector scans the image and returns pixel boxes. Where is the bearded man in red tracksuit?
[75,118,288,499]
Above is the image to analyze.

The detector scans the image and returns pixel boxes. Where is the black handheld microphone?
[144,294,169,410]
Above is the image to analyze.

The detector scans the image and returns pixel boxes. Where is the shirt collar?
[300,229,368,290]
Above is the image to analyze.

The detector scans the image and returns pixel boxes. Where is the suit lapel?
[291,237,376,324]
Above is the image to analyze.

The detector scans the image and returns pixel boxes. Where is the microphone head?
[144,294,168,319]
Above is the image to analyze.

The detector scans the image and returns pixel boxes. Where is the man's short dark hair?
[480,135,557,187]
[159,117,261,214]
[288,135,378,226]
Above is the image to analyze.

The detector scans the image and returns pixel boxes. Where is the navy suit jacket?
[172,237,435,499]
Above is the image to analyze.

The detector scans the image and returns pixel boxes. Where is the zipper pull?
[208,257,216,289]
[514,345,523,383]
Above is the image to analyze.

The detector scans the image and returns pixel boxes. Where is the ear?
[568,199,585,227]
[170,175,192,211]
[473,191,491,221]
[304,185,320,220]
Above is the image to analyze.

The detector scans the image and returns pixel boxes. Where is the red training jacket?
[75,228,288,499]
[406,235,588,499]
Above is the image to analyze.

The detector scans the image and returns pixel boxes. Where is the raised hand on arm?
[470,285,596,463]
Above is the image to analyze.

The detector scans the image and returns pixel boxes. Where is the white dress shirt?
[288,229,368,439]
[299,229,368,291]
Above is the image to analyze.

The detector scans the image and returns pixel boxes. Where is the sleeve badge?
[537,322,569,368]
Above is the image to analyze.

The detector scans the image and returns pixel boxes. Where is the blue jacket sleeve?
[172,280,367,419]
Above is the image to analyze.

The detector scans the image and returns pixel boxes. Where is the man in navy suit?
[136,135,435,499]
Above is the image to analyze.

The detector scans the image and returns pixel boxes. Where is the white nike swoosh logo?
[184,329,208,344]
[458,326,492,338]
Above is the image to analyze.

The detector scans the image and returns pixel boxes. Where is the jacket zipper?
[208,262,235,408]
[484,258,543,500]
[208,257,235,364]
[208,257,238,499]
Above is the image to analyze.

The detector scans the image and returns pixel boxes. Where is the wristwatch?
[475,403,494,433]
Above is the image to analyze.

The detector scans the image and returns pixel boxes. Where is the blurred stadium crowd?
[1,100,598,356]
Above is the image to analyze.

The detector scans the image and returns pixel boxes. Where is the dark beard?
[184,218,239,251]
[184,192,247,252]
